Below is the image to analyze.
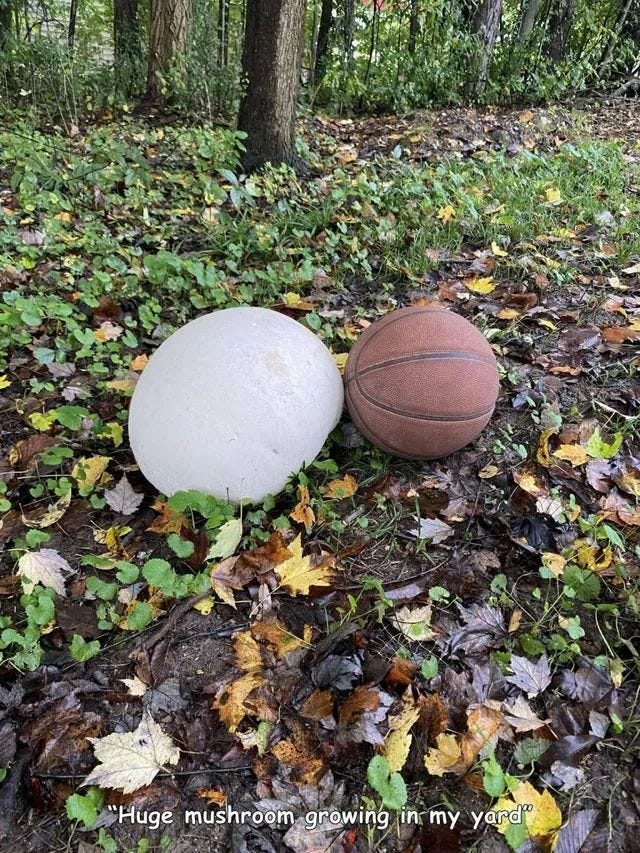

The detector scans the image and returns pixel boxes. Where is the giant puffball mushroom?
[128,307,344,503]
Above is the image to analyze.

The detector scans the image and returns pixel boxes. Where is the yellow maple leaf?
[491,241,508,257]
[424,733,463,776]
[72,455,110,490]
[325,474,358,499]
[553,444,588,466]
[0,374,11,390]
[282,292,314,310]
[382,703,420,772]
[290,484,315,531]
[437,204,456,223]
[545,187,562,204]
[213,671,264,733]
[541,552,566,577]
[493,781,562,843]
[275,535,334,596]
[251,620,312,658]
[465,276,496,294]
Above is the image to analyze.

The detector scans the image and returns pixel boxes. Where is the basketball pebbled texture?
[344,307,499,459]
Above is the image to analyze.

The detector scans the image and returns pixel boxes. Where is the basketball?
[344,307,499,459]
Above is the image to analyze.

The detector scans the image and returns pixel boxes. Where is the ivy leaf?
[167,533,195,559]
[366,755,407,811]
[69,634,101,662]
[66,788,103,827]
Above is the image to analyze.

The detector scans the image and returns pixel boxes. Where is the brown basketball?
[344,307,499,459]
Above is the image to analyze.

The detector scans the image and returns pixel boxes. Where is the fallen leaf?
[72,456,111,491]
[207,518,243,560]
[275,535,334,595]
[424,733,462,776]
[325,474,358,499]
[409,516,453,543]
[465,276,495,294]
[493,780,562,844]
[390,605,435,642]
[290,484,315,530]
[437,204,456,222]
[82,712,179,793]
[22,490,72,529]
[506,654,552,697]
[104,475,144,515]
[381,702,420,772]
[18,548,72,596]
[553,444,588,466]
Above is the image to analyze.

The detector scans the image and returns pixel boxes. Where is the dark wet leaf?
[469,660,509,702]
[538,734,599,770]
[0,722,16,767]
[142,677,188,714]
[511,515,556,551]
[559,661,614,709]
[444,602,506,657]
[554,808,599,853]
[311,654,362,691]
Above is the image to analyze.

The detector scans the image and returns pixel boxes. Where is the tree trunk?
[217,0,231,67]
[547,0,575,62]
[0,1,13,50]
[408,0,420,55]
[472,0,502,95]
[147,0,193,101]
[238,0,307,172]
[314,0,333,80]
[114,0,140,64]
[517,0,539,42]
[68,0,80,48]
[343,0,355,58]
[601,0,634,68]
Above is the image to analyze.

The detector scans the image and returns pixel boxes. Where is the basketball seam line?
[346,351,496,382]
[350,382,496,422]
[345,386,455,458]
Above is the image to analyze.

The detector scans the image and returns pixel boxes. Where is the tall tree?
[237,0,307,172]
[114,0,140,66]
[517,0,539,42]
[0,0,14,50]
[472,0,503,95]
[68,0,80,48]
[314,0,333,80]
[147,0,194,101]
[217,0,231,67]
[408,0,420,55]
[547,0,575,61]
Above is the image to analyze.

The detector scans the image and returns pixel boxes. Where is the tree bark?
[114,0,140,64]
[472,0,502,95]
[517,0,539,42]
[217,0,231,67]
[68,0,80,48]
[408,0,420,55]
[0,1,13,50]
[547,0,575,62]
[238,0,307,172]
[147,0,194,101]
[314,0,333,80]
